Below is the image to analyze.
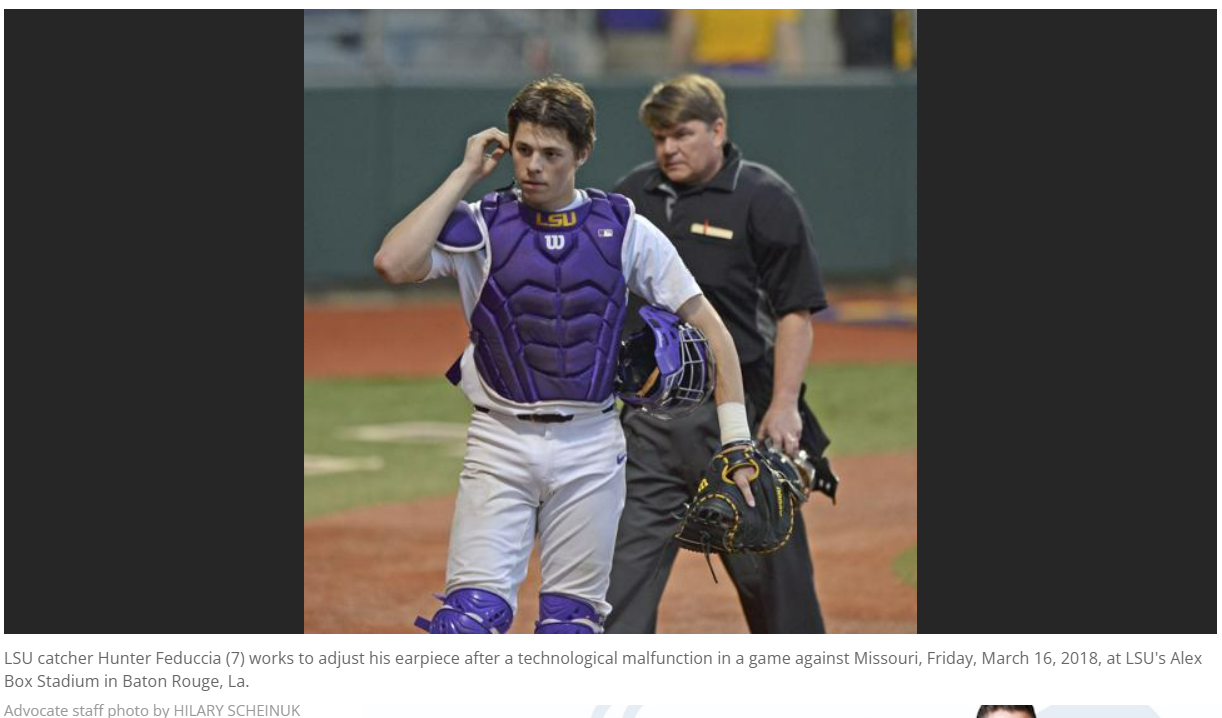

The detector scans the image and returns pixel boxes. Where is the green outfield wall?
[305,76,916,286]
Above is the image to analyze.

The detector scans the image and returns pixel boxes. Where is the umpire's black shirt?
[615,142,828,366]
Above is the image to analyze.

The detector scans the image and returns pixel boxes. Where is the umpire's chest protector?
[470,189,631,404]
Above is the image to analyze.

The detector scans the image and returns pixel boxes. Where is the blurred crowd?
[304,10,916,79]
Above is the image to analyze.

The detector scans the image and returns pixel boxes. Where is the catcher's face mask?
[615,304,715,419]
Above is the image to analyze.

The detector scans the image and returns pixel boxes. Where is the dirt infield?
[303,298,917,634]
[304,301,917,377]
[304,450,916,634]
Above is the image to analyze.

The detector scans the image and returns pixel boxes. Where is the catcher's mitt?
[674,441,807,557]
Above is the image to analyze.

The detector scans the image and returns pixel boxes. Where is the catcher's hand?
[675,441,806,556]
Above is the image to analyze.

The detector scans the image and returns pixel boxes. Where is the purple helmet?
[615,305,715,419]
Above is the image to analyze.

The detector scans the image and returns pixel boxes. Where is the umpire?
[606,73,835,634]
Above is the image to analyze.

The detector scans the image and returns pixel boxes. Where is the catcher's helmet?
[615,304,715,419]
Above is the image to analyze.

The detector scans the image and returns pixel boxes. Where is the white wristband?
[717,401,751,446]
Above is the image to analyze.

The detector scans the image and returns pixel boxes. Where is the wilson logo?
[545,234,566,250]
[537,211,577,228]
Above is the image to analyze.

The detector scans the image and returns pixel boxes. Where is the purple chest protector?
[469,189,631,404]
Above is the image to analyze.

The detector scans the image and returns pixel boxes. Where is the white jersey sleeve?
[420,247,456,282]
[622,213,702,313]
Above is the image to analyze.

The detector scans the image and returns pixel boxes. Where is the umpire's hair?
[978,707,1036,718]
[639,73,728,132]
[507,75,596,156]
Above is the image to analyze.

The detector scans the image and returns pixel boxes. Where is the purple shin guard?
[413,588,513,634]
[534,593,603,634]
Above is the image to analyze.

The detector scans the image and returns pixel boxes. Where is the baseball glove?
[675,441,807,557]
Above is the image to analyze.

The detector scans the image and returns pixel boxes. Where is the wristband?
[717,401,751,446]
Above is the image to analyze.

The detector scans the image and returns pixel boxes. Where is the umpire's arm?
[749,181,828,456]
[758,309,813,456]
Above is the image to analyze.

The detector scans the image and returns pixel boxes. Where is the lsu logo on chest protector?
[536,211,577,228]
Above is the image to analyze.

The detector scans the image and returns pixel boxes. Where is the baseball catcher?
[379,77,759,634]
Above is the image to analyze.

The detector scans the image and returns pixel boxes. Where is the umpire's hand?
[758,402,803,459]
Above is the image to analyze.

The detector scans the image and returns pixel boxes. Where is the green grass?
[303,377,471,519]
[804,362,917,455]
[304,361,915,520]
[893,545,918,588]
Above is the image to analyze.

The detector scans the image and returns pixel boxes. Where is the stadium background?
[303,9,917,633]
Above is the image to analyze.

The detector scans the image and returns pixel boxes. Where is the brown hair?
[638,73,728,132]
[978,707,1036,718]
[507,75,596,155]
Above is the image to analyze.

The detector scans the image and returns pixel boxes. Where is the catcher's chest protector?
[471,189,630,404]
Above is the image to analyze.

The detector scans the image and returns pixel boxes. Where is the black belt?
[475,404,615,422]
